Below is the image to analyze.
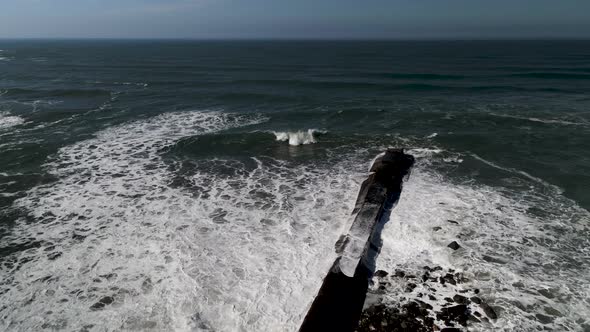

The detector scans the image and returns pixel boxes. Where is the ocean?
[0,40,589,331]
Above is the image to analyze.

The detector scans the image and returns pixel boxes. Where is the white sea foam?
[407,147,443,157]
[1,111,360,331]
[373,160,590,330]
[273,129,326,146]
[0,112,25,130]
[426,133,438,139]
[3,110,588,331]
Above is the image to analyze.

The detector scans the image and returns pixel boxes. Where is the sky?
[1,0,590,39]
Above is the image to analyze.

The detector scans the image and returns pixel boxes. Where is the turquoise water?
[0,40,589,331]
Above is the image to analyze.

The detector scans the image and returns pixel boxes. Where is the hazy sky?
[1,0,590,39]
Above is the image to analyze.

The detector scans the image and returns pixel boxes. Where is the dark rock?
[448,241,461,250]
[468,314,481,323]
[356,303,435,332]
[473,311,482,317]
[374,270,388,278]
[394,270,405,278]
[446,220,459,225]
[444,297,454,303]
[437,304,470,327]
[453,294,468,304]
[443,274,457,285]
[480,302,497,320]
[432,266,443,271]
[470,296,482,304]
[405,283,417,292]
[415,300,433,310]
[440,328,462,332]
[406,301,427,318]
[433,226,443,232]
[428,294,437,301]
[474,289,480,294]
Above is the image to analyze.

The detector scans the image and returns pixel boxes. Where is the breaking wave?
[273,129,327,146]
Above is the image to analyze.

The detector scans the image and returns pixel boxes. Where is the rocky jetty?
[299,149,415,332]
[356,266,498,332]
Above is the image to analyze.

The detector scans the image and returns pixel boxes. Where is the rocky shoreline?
[356,265,498,332]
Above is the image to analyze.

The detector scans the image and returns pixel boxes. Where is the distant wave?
[273,129,327,146]
[0,49,9,62]
[113,81,149,87]
[471,153,564,194]
[488,113,583,126]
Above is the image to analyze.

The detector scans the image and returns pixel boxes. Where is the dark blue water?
[0,40,589,331]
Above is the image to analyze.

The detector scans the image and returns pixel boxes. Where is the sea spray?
[273,129,327,146]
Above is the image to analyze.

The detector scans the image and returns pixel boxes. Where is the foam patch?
[1,111,361,331]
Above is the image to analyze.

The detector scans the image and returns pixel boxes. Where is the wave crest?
[273,129,327,146]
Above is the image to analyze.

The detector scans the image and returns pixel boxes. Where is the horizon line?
[1,37,590,42]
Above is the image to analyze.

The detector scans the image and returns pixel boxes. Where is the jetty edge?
[299,148,415,332]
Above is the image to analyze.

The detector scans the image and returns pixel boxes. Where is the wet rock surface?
[356,266,498,332]
[447,241,461,250]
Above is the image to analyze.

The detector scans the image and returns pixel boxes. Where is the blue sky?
[1,0,589,39]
